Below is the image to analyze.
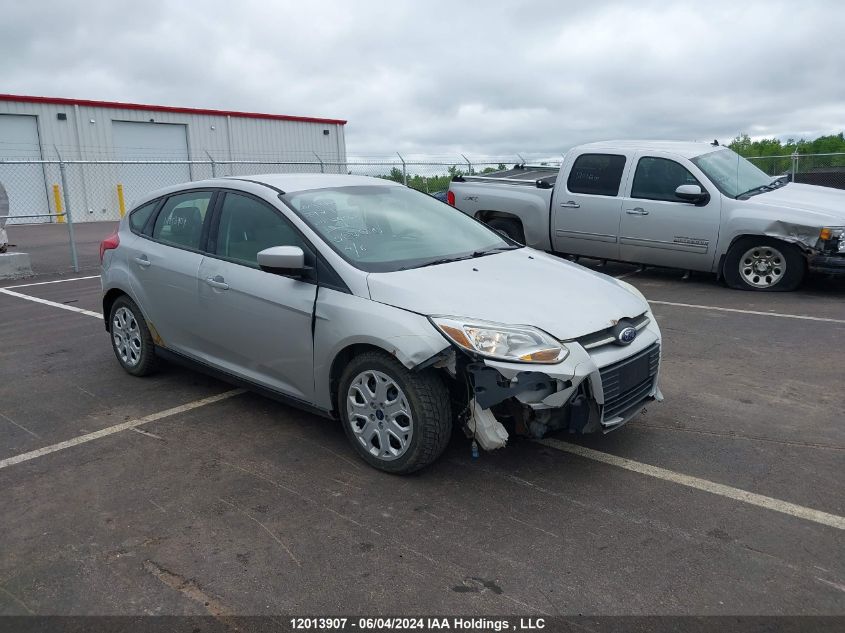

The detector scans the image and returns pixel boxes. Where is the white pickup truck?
[447,140,845,291]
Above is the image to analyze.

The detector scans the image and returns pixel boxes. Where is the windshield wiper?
[403,246,520,270]
[737,183,775,199]
[472,245,521,256]
[406,255,476,269]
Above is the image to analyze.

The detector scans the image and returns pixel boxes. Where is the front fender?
[312,288,450,411]
[720,202,828,258]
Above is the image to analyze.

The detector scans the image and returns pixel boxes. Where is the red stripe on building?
[0,94,347,126]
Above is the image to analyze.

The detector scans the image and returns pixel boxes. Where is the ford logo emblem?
[612,323,638,345]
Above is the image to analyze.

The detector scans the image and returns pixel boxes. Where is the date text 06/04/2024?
[289,617,547,631]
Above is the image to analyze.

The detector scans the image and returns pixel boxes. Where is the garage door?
[112,121,191,208]
[0,114,51,224]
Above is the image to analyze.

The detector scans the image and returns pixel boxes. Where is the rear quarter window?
[567,153,627,196]
[128,200,158,235]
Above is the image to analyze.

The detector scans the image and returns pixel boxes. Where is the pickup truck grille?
[599,343,660,421]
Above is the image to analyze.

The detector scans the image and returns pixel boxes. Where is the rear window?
[567,153,627,196]
[128,200,158,234]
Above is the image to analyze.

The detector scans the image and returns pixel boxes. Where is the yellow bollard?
[53,184,65,223]
[117,184,126,218]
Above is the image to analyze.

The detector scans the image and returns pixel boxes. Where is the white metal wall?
[111,121,191,208]
[0,98,347,222]
[0,114,50,223]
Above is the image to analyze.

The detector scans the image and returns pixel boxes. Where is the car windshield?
[283,185,515,272]
[690,148,775,198]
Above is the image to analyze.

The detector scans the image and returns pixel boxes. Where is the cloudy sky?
[2,0,843,159]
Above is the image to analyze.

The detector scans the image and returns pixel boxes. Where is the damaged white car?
[101,175,661,473]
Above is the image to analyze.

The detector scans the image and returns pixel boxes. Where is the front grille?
[574,312,650,350]
[600,343,660,420]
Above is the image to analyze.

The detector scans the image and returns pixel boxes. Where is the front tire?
[338,351,452,474]
[723,237,805,291]
[109,296,159,376]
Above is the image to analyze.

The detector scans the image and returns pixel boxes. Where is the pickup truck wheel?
[487,218,525,244]
[724,237,805,291]
[339,351,452,474]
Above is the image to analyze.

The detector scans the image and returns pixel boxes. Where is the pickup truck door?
[551,152,630,260]
[619,153,721,272]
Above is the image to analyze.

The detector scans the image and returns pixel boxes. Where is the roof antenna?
[711,139,720,146]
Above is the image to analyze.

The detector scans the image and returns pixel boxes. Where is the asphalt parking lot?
[1,223,844,618]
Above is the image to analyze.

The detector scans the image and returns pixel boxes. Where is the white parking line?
[0,287,103,319]
[537,438,845,530]
[648,300,845,324]
[0,390,245,471]
[4,275,100,289]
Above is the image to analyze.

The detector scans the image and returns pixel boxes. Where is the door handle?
[134,256,151,268]
[625,208,649,216]
[205,276,229,290]
[559,201,580,208]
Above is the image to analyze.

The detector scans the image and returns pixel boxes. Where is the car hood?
[751,184,845,224]
[366,249,648,340]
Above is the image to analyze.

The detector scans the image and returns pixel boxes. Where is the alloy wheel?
[346,370,413,461]
[112,306,143,367]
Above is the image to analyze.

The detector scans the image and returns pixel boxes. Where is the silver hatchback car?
[101,174,662,473]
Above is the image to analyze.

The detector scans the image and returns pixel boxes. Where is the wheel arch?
[475,209,524,226]
[719,233,809,277]
[102,288,129,331]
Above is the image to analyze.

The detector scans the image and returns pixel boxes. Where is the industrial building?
[0,94,347,223]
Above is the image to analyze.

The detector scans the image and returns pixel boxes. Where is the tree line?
[729,132,845,157]
[729,133,845,174]
[379,164,506,194]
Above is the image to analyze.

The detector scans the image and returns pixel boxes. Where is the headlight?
[431,316,568,364]
[820,227,845,253]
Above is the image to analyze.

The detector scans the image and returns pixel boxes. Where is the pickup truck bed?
[473,165,560,184]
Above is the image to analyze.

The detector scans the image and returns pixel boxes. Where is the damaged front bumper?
[465,318,663,443]
[809,253,845,276]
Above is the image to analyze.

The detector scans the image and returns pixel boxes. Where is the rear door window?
[567,153,627,196]
[631,157,703,202]
[152,191,213,250]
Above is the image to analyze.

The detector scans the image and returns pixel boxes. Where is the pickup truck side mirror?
[257,245,307,278]
[675,184,710,206]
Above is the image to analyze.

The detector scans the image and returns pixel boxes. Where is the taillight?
[447,190,456,206]
[99,229,120,263]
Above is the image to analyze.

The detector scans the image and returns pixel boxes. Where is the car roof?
[223,173,395,193]
[576,140,725,159]
[127,173,398,209]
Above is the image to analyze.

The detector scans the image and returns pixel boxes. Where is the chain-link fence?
[746,152,845,189]
[0,157,514,272]
[0,158,515,227]
[2,152,842,274]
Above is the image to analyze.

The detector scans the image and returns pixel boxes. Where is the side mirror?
[257,246,306,277]
[675,184,710,206]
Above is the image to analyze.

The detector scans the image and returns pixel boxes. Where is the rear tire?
[486,218,525,244]
[338,351,452,474]
[108,295,159,376]
[723,237,805,291]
